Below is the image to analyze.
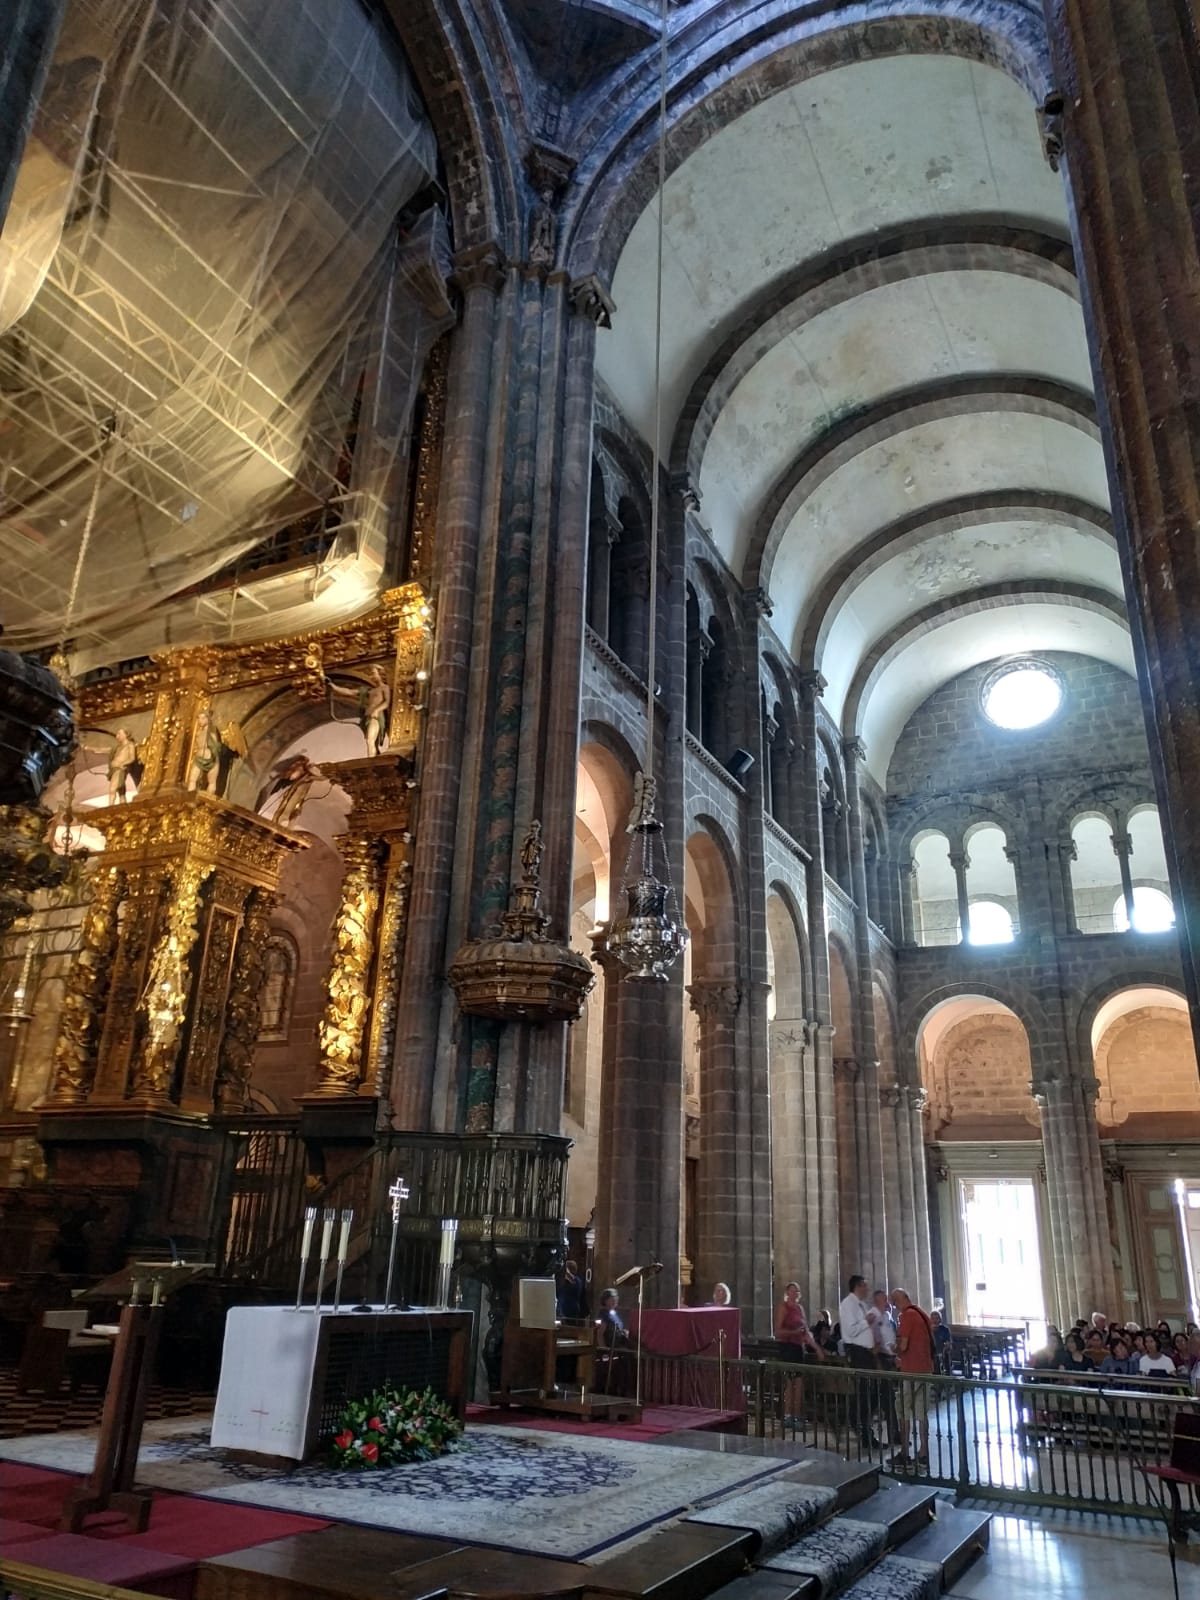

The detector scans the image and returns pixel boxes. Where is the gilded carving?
[314,832,385,1095]
[217,888,276,1111]
[184,904,238,1091]
[366,856,411,1099]
[132,862,212,1101]
[47,865,125,1105]
[407,339,447,583]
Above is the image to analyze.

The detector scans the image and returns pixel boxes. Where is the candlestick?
[295,1205,317,1310]
[332,1208,354,1312]
[435,1218,458,1308]
[314,1207,336,1312]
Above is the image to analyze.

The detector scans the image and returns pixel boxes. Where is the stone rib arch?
[750,378,1099,600]
[800,492,1115,674]
[563,6,1053,283]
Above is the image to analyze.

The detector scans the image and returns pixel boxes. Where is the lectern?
[62,1261,211,1533]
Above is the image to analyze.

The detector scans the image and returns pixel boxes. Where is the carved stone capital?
[1110,831,1133,857]
[832,1055,859,1082]
[750,586,774,618]
[880,1084,903,1109]
[452,242,507,297]
[688,980,742,1021]
[798,669,827,701]
[568,273,615,327]
[841,735,866,764]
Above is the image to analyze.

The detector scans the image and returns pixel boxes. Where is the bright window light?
[1113,886,1175,933]
[966,900,1015,945]
[982,662,1062,730]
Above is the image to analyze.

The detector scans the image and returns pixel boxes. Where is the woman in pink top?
[774,1281,823,1430]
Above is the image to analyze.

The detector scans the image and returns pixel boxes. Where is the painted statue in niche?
[187,706,247,796]
[324,665,390,756]
[258,752,330,830]
[82,725,143,805]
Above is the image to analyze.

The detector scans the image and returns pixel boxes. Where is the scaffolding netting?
[0,0,437,655]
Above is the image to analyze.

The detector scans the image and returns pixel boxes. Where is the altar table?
[211,1306,473,1463]
[628,1306,742,1410]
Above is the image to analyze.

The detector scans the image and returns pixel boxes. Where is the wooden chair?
[1141,1409,1200,1545]
[17,1309,113,1396]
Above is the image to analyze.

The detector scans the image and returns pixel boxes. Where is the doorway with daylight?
[959,1177,1047,1346]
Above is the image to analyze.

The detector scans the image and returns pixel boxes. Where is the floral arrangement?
[330,1385,462,1469]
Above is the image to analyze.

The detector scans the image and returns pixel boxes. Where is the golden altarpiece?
[11,587,430,1261]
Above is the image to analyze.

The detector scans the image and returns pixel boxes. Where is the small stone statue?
[520,819,544,883]
[529,188,556,268]
[107,728,138,804]
[187,708,247,794]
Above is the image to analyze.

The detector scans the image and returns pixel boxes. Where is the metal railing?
[615,1351,1200,1519]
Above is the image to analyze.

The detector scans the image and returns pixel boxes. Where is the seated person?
[929,1309,953,1370]
[596,1287,628,1348]
[1098,1336,1137,1376]
[710,1281,732,1307]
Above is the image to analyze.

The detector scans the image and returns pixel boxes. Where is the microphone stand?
[614,1260,664,1409]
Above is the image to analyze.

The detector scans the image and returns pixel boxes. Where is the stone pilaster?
[393,245,505,1129]
[688,980,743,1305]
[1042,0,1200,1025]
[842,737,885,1283]
[1035,1075,1116,1323]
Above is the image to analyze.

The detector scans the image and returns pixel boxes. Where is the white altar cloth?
[211,1305,328,1460]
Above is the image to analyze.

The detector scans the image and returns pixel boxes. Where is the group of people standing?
[771,1275,948,1465]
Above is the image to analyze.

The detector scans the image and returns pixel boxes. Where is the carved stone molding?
[832,1055,859,1082]
[568,274,615,327]
[841,735,867,764]
[798,669,827,700]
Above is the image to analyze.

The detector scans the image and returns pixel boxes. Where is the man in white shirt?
[838,1275,876,1446]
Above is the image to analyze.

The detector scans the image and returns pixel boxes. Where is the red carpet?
[466,1402,743,1442]
[0,1460,330,1592]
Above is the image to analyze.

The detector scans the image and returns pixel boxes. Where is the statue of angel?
[324,664,390,756]
[187,707,247,795]
[258,751,329,829]
[83,726,143,805]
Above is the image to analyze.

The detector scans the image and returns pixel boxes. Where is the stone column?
[1111,831,1136,928]
[1035,1075,1117,1320]
[1052,837,1079,934]
[1041,1,1200,1021]
[689,980,743,1304]
[797,671,840,1311]
[770,1017,809,1286]
[906,1087,935,1307]
[313,832,386,1097]
[949,848,971,943]
[592,947,683,1305]
[842,737,885,1282]
[898,860,917,948]
[879,1084,905,1290]
[393,246,505,1128]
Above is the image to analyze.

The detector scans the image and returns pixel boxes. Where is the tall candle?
[439,1219,457,1266]
[337,1208,353,1263]
[300,1207,316,1257]
[320,1209,335,1258]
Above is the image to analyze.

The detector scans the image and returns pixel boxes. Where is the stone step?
[838,1482,938,1546]
[762,1516,889,1598]
[836,1553,941,1600]
[687,1479,840,1556]
[584,1522,756,1600]
[704,1571,819,1600]
[889,1504,991,1590]
[777,1455,879,1511]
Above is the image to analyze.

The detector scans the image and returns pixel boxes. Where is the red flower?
[362,1441,379,1463]
[334,1430,353,1450]
[367,1417,384,1433]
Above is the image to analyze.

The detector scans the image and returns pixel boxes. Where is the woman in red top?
[774,1282,823,1430]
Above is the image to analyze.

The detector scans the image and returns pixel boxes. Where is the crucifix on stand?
[382,1175,410,1308]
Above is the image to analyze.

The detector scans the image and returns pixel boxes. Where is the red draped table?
[628,1307,742,1411]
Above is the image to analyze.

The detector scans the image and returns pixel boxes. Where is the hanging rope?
[643,0,670,778]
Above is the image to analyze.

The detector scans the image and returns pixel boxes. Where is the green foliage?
[329,1385,462,1469]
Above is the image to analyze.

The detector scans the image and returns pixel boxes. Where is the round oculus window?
[981,661,1062,730]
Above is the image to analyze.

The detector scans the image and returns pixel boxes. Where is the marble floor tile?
[947,1512,1196,1599]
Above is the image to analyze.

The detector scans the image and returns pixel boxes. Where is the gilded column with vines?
[216,886,277,1112]
[47,865,125,1106]
[131,862,212,1103]
[314,832,384,1095]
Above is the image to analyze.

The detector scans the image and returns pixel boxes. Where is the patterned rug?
[0,1421,792,1561]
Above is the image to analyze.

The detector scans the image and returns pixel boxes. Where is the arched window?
[964,824,1020,940]
[700,615,728,756]
[259,934,298,1040]
[912,830,956,947]
[965,900,1015,945]
[1070,813,1123,934]
[1112,886,1175,934]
